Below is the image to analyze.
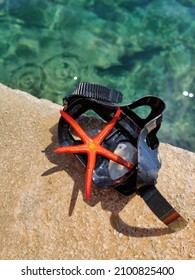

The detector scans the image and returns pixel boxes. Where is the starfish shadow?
[42,122,173,237]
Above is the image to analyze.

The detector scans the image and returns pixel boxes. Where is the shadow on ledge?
[42,123,174,237]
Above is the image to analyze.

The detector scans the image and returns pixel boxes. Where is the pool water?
[0,0,195,151]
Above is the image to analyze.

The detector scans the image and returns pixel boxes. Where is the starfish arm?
[60,110,91,144]
[54,144,89,154]
[97,146,134,169]
[85,151,97,200]
[93,107,122,144]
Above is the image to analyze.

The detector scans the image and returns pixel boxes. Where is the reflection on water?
[0,0,194,152]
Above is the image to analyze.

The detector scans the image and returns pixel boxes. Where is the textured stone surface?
[0,83,194,260]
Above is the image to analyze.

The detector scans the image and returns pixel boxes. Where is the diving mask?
[54,82,186,229]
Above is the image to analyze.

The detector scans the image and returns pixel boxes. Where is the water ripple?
[9,63,46,97]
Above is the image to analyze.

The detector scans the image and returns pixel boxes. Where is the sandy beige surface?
[0,83,194,259]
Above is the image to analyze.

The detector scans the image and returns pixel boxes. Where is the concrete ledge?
[0,83,194,259]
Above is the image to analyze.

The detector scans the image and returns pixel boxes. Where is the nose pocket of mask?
[108,141,137,180]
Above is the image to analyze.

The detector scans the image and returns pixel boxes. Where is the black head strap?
[71,82,123,104]
[139,185,187,230]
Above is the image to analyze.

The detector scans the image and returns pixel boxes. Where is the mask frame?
[54,82,186,229]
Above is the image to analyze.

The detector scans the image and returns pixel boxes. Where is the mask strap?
[70,82,123,104]
[138,185,187,230]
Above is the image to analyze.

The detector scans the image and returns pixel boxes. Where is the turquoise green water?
[0,0,195,151]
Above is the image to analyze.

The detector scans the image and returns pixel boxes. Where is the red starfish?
[54,108,134,200]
